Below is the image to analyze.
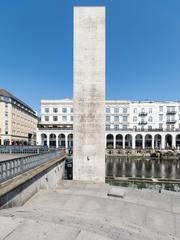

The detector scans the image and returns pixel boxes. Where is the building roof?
[0,89,36,114]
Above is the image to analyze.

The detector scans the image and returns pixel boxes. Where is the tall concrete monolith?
[73,6,105,182]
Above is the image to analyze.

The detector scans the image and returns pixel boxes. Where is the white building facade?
[37,99,180,150]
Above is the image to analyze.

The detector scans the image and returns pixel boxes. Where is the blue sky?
[0,0,180,112]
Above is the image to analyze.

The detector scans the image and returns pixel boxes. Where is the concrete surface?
[0,181,180,240]
[73,7,105,182]
[0,155,65,209]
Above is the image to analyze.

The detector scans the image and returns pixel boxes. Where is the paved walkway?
[0,181,180,240]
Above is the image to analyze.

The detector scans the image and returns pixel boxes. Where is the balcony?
[138,112,148,116]
[38,124,73,130]
[138,121,147,125]
[166,111,176,115]
[166,120,177,124]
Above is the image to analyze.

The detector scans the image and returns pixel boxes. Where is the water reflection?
[106,157,180,179]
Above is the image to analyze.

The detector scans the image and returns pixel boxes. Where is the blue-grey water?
[106,157,180,179]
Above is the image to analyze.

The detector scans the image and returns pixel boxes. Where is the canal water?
[106,157,180,179]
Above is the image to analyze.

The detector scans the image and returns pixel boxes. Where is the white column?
[172,135,176,149]
[113,135,116,149]
[36,132,41,146]
[152,136,154,149]
[56,135,58,148]
[47,134,50,147]
[142,136,145,149]
[65,135,68,149]
[161,136,165,149]
[122,136,125,149]
[132,135,136,149]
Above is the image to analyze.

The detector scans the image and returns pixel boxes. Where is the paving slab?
[0,216,24,240]
[0,181,180,240]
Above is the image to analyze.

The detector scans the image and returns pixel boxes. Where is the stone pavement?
[0,181,180,240]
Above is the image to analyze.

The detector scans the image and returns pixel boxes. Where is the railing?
[106,128,180,132]
[0,146,48,154]
[138,112,148,116]
[38,127,73,130]
[138,121,147,125]
[166,120,177,124]
[0,150,64,184]
[166,111,176,115]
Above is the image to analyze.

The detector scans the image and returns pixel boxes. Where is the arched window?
[106,134,114,148]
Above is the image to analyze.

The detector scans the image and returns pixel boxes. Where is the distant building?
[0,89,38,145]
[37,99,180,149]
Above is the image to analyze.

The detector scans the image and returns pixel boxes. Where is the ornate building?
[37,99,180,149]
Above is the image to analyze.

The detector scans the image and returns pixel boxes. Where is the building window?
[148,116,153,122]
[123,108,127,113]
[167,106,175,112]
[159,123,163,129]
[53,108,58,113]
[106,116,110,122]
[70,116,73,121]
[106,124,110,130]
[45,116,49,121]
[53,116,58,121]
[122,116,128,122]
[133,116,137,122]
[62,108,67,113]
[148,125,152,130]
[106,108,110,113]
[114,125,119,130]
[122,125,127,130]
[141,108,145,113]
[133,108,137,113]
[171,125,175,130]
[45,108,49,113]
[70,108,73,113]
[159,106,163,112]
[114,108,119,113]
[114,116,119,122]
[5,112,8,117]
[179,114,180,121]
[159,114,163,121]
[149,108,152,113]
[62,116,67,121]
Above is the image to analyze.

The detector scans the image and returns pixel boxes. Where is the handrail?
[0,150,64,184]
[0,146,48,154]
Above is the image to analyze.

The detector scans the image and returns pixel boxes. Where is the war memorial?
[0,6,180,240]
